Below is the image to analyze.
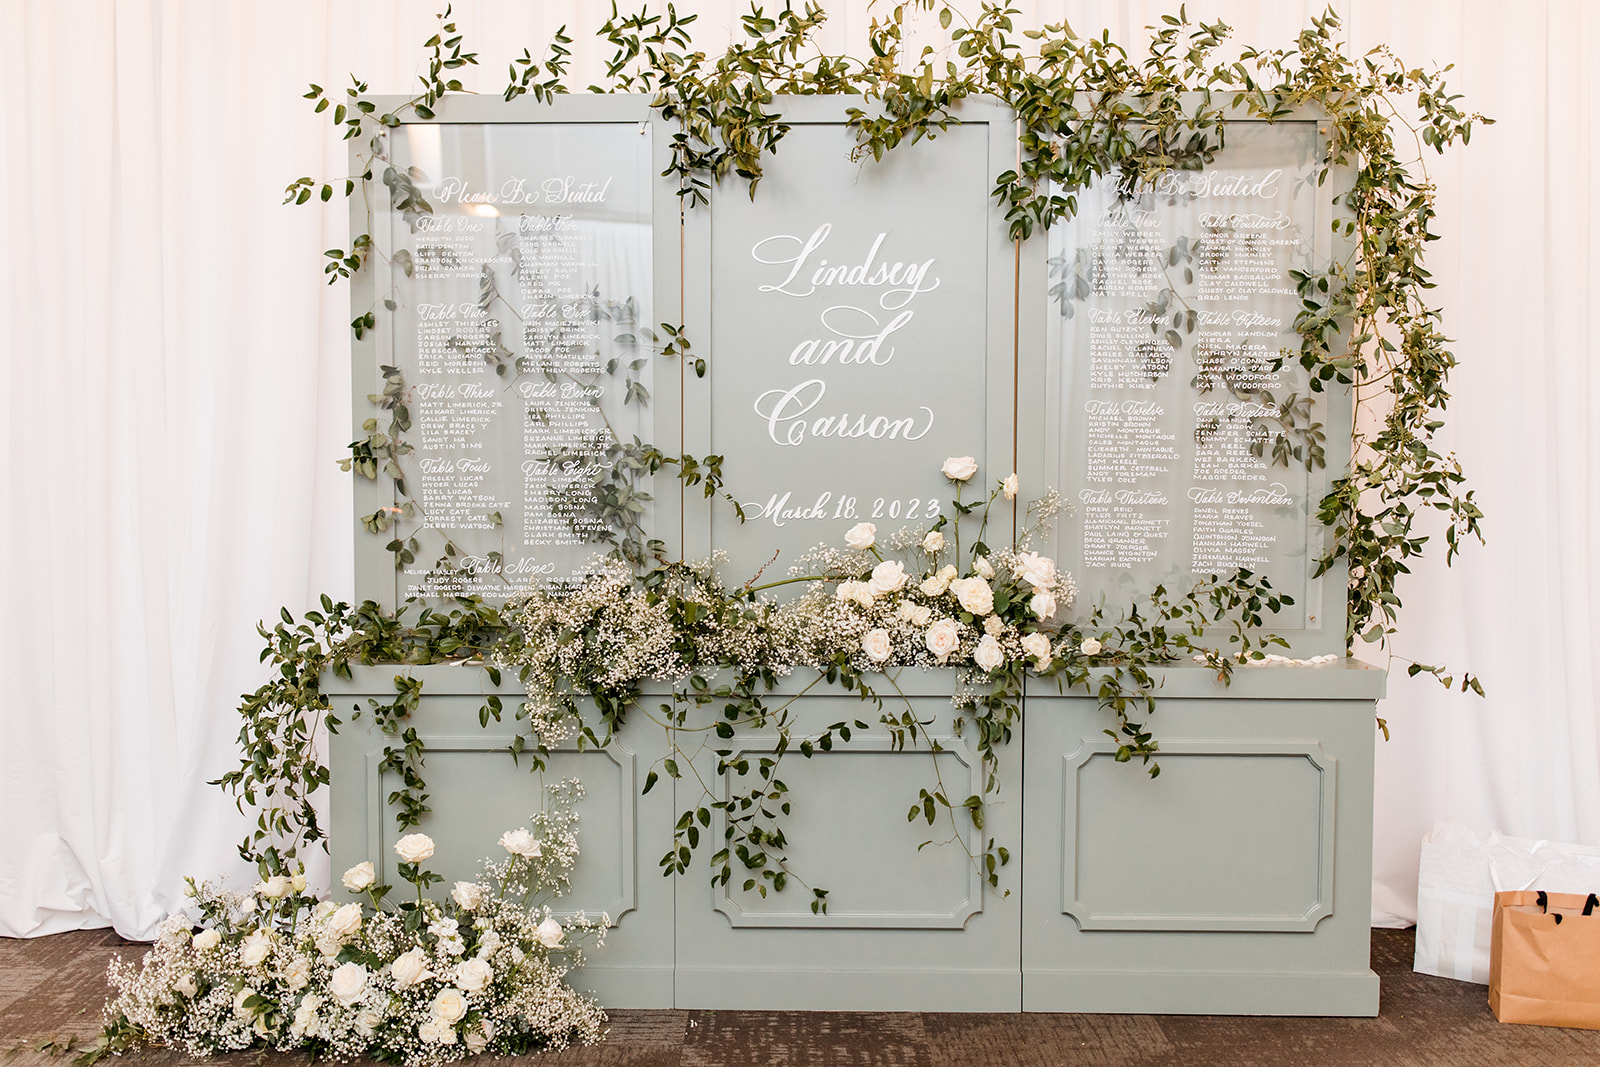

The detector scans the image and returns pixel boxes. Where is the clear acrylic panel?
[1047,121,1327,630]
[383,121,654,599]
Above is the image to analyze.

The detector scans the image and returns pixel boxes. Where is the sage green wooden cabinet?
[326,662,1383,1014]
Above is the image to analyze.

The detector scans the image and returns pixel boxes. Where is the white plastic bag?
[1415,822,1600,984]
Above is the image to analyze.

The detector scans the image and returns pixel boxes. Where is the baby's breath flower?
[99,781,607,1066]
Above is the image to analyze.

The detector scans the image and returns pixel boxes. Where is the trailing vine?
[212,595,521,876]
[220,3,1489,897]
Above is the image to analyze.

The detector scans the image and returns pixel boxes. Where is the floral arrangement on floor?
[90,780,606,1066]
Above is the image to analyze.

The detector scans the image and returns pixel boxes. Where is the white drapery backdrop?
[1,0,1592,938]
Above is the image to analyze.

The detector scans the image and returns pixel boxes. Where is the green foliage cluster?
[213,596,517,876]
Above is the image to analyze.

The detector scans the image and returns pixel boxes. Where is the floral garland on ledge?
[88,782,604,1065]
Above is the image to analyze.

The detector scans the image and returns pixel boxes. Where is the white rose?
[1015,550,1058,590]
[418,1019,456,1045]
[431,987,469,1025]
[173,973,198,998]
[1021,632,1053,664]
[341,861,376,891]
[256,874,291,899]
[535,916,565,948]
[464,1026,491,1054]
[283,957,312,992]
[328,901,363,939]
[394,833,435,864]
[835,579,875,608]
[329,962,368,1006]
[355,1008,381,1037]
[290,1002,315,1040]
[867,559,908,596]
[454,957,493,993]
[192,928,221,952]
[844,522,877,550]
[983,615,1005,637]
[233,986,258,1019]
[1002,473,1019,500]
[974,634,1005,672]
[291,871,307,893]
[924,619,961,662]
[391,947,432,988]
[951,577,995,616]
[861,628,893,664]
[477,930,503,958]
[921,530,945,553]
[1030,590,1058,620]
[1080,637,1103,657]
[240,929,273,968]
[897,602,931,626]
[941,456,978,482]
[451,881,487,910]
[498,828,541,858]
[974,556,995,579]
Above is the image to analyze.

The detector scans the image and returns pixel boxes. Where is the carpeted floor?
[4,927,1599,1065]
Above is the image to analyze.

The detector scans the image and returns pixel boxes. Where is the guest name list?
[1053,123,1322,625]
[386,124,652,600]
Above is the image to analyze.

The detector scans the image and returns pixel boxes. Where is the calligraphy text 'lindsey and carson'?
[748,224,941,448]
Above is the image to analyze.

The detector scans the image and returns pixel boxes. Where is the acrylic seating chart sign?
[1043,119,1346,651]
[353,97,1346,650]
[357,104,660,605]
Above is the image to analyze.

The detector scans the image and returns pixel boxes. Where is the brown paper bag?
[1489,889,1600,1029]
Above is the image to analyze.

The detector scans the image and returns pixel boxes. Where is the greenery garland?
[219,3,1486,900]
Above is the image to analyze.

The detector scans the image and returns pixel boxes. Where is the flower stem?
[747,573,826,593]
